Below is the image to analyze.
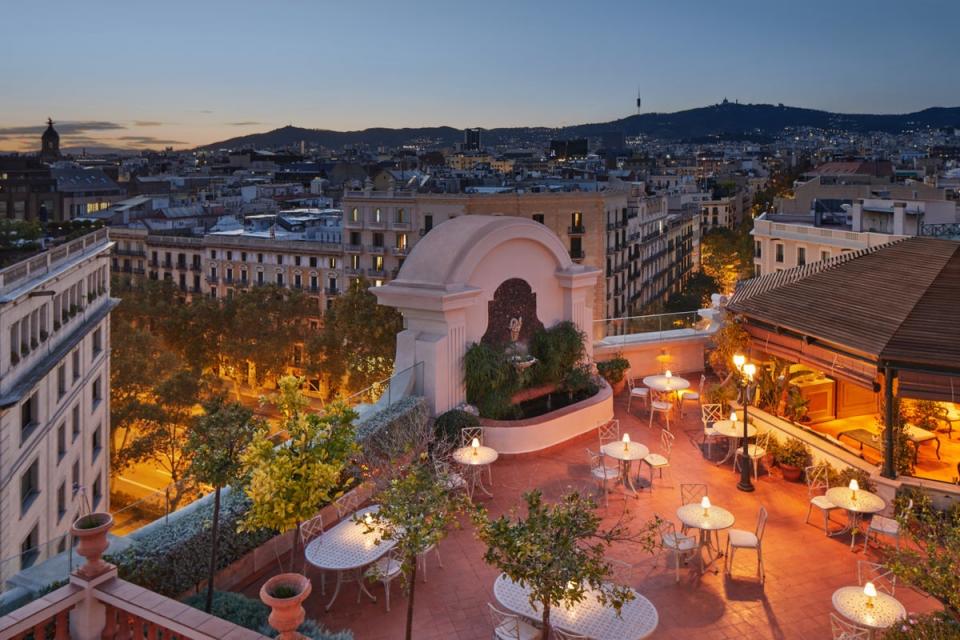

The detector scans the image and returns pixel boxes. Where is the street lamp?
[732,353,757,492]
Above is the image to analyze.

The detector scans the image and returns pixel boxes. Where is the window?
[92,423,102,462]
[91,376,102,407]
[92,327,102,356]
[57,423,66,461]
[328,257,336,269]
[72,404,80,441]
[350,255,360,270]
[276,272,284,286]
[57,482,66,522]
[821,250,830,261]
[350,207,359,222]
[257,271,264,285]
[775,244,784,263]
[20,525,39,570]
[57,364,66,399]
[240,268,248,283]
[373,232,384,247]
[72,460,80,495]
[423,215,433,233]
[92,474,102,510]
[373,255,384,272]
[396,234,408,250]
[21,392,38,440]
[257,253,263,264]
[754,241,762,258]
[210,250,217,259]
[571,211,583,229]
[350,231,361,245]
[374,208,382,223]
[21,459,39,513]
[797,247,806,266]
[295,255,301,266]
[277,255,283,265]
[309,256,318,268]
[72,348,80,381]
[396,208,406,224]
[533,214,544,224]
[226,250,232,261]
[311,275,319,290]
[294,273,302,289]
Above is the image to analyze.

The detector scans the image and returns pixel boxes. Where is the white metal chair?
[857,560,896,595]
[734,430,771,481]
[680,483,717,548]
[626,373,649,412]
[598,419,620,448]
[334,492,362,519]
[461,426,493,485]
[587,448,621,507]
[830,613,870,640]
[725,505,767,583]
[417,540,443,583]
[642,430,673,490]
[657,518,697,582]
[648,398,671,431]
[864,498,912,553]
[364,548,404,612]
[679,374,706,417]
[434,458,468,494]
[804,464,839,535]
[299,514,326,594]
[700,403,723,459]
[486,602,539,640]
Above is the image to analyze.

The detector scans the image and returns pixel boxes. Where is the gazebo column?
[882,364,898,480]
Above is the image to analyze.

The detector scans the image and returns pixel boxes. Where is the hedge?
[107,491,276,597]
[184,590,353,639]
[355,395,430,462]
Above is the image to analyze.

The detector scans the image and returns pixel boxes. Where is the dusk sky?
[2,0,959,151]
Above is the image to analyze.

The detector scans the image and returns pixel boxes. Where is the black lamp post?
[733,354,757,493]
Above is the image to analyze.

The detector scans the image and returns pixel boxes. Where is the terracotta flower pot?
[71,512,114,578]
[780,464,803,482]
[611,379,627,395]
[260,573,312,640]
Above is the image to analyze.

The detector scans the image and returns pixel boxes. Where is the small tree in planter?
[473,490,660,640]
[360,454,468,640]
[187,396,264,613]
[775,438,810,482]
[596,356,630,394]
[240,376,358,571]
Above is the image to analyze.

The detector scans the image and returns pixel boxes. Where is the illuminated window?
[396,234,407,250]
[396,208,406,224]
[374,208,382,223]
[373,255,384,271]
[350,207,359,222]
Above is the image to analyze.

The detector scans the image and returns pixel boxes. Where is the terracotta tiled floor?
[246,387,941,639]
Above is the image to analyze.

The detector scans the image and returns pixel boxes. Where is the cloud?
[187,109,214,114]
[0,121,125,137]
[117,135,187,146]
[227,121,263,126]
[133,120,164,127]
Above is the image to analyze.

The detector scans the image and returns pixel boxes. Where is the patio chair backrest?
[681,483,708,506]
[598,419,620,446]
[626,372,636,389]
[334,492,362,519]
[857,560,896,595]
[487,601,522,639]
[657,518,689,551]
[460,426,484,448]
[755,430,772,453]
[830,612,869,640]
[606,558,634,587]
[660,429,675,457]
[805,464,831,495]
[701,403,723,428]
[755,505,769,541]
[587,448,614,480]
[299,513,324,546]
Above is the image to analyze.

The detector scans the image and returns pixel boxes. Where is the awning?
[898,370,960,403]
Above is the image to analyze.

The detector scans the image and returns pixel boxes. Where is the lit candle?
[730,411,738,423]
[863,581,877,608]
[665,370,672,379]
[701,495,711,517]
[622,433,631,451]
[566,580,577,592]
[849,479,859,501]
[364,513,373,526]
[471,437,480,456]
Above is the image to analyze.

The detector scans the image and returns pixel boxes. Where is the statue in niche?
[481,278,544,347]
[509,317,523,343]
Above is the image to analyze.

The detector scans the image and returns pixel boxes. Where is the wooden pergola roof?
[729,237,960,376]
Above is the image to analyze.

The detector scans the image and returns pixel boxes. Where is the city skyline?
[1,0,959,151]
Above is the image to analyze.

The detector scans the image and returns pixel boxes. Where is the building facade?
[0,229,113,580]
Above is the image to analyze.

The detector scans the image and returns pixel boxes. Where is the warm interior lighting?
[742,363,757,381]
[733,353,746,370]
[701,495,711,516]
[665,370,672,378]
[863,581,877,607]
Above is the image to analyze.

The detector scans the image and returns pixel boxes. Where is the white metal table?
[453,444,499,498]
[600,439,650,496]
[825,487,886,550]
[642,375,690,412]
[304,505,395,610]
[494,574,659,640]
[676,503,735,575]
[711,419,757,466]
[832,586,906,638]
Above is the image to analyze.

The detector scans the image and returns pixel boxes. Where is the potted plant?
[776,438,810,482]
[596,356,630,394]
[259,574,312,640]
[783,387,810,424]
[71,512,114,578]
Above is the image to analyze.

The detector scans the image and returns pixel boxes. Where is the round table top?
[825,487,886,514]
[712,419,757,439]
[453,445,499,466]
[676,503,735,531]
[494,574,658,640]
[642,375,690,393]
[601,440,650,462]
[304,505,395,571]
[832,586,906,630]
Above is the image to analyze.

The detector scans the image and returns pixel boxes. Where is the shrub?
[184,591,268,631]
[879,612,960,639]
[434,408,480,445]
[596,356,629,386]
[463,341,518,419]
[775,437,810,468]
[355,395,430,462]
[705,382,737,409]
[562,364,599,397]
[107,490,275,597]
[529,321,586,386]
[828,465,875,492]
[261,619,354,640]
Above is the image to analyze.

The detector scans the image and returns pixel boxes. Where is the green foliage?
[706,319,749,383]
[184,591,269,631]
[355,396,430,464]
[879,612,960,639]
[188,397,263,490]
[699,223,755,294]
[529,321,586,386]
[705,382,737,410]
[783,387,810,422]
[472,489,660,638]
[307,276,402,399]
[910,400,950,433]
[883,489,960,618]
[362,455,468,640]
[463,341,518,419]
[562,364,599,397]
[107,491,274,597]
[827,465,875,493]
[774,437,810,468]
[433,409,480,446]
[261,620,354,640]
[879,395,913,476]
[663,271,720,313]
[240,376,358,538]
[595,356,630,386]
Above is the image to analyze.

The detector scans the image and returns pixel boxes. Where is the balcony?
[343,217,363,229]
[367,245,386,255]
[390,220,411,231]
[344,266,363,276]
[344,244,363,253]
[367,268,387,278]
[367,218,386,229]
[569,249,586,262]
[567,224,586,235]
[391,246,410,257]
[325,287,341,296]
[114,248,145,257]
[190,263,201,271]
[205,275,219,284]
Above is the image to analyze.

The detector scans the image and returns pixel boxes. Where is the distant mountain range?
[198,102,960,151]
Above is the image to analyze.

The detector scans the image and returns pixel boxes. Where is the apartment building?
[0,229,113,581]
[699,196,737,230]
